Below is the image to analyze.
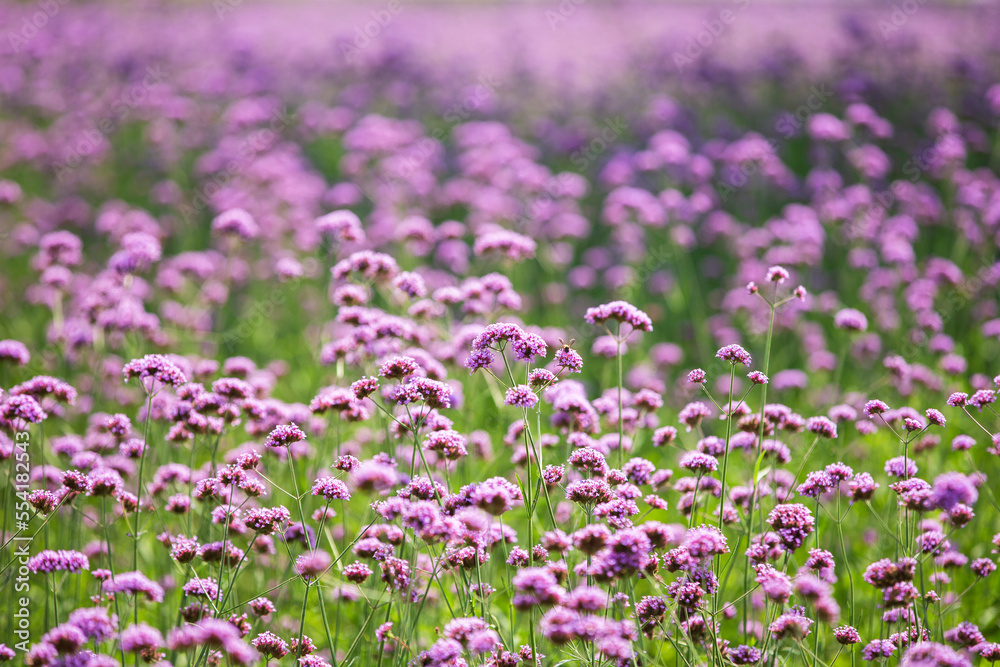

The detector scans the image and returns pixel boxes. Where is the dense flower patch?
[1,4,1000,667]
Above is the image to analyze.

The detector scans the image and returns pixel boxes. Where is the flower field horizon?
[2,3,1000,666]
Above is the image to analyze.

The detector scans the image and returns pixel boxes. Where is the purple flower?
[378,355,420,379]
[316,210,364,242]
[769,609,814,640]
[849,472,879,502]
[374,622,393,642]
[946,392,968,407]
[471,477,523,515]
[505,385,539,409]
[312,476,351,501]
[728,645,762,664]
[344,562,372,583]
[554,347,583,372]
[41,623,87,654]
[211,208,259,239]
[474,230,537,261]
[10,376,77,404]
[765,265,790,283]
[251,631,290,659]
[121,623,165,654]
[243,506,291,535]
[679,451,719,474]
[899,642,971,667]
[863,639,896,661]
[971,558,996,578]
[924,408,946,427]
[332,251,399,282]
[122,354,188,389]
[806,416,838,438]
[684,525,729,559]
[0,395,47,424]
[652,426,678,446]
[352,376,380,399]
[688,368,707,383]
[864,400,890,417]
[885,456,918,479]
[931,472,977,511]
[834,626,862,645]
[103,571,165,602]
[67,607,117,642]
[511,567,564,609]
[678,401,712,431]
[565,478,613,505]
[423,429,468,460]
[296,551,332,580]
[511,332,548,362]
[0,340,31,366]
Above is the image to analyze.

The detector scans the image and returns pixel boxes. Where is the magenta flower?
[716,344,751,366]
[265,423,306,448]
[584,300,653,333]
[504,385,538,409]
[122,354,188,389]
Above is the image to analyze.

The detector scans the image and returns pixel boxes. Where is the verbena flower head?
[765,265,789,283]
[833,626,862,645]
[584,300,653,334]
[10,376,77,404]
[312,476,351,501]
[505,385,539,409]
[103,571,165,602]
[679,451,719,474]
[899,642,971,667]
[806,416,838,439]
[472,477,523,516]
[554,347,583,373]
[265,423,306,448]
[834,308,868,332]
[121,622,165,654]
[946,392,968,407]
[123,354,188,390]
[211,208,259,239]
[378,355,420,380]
[0,395,47,424]
[716,344,751,366]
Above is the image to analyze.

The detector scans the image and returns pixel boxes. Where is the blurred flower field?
[2,2,1000,666]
